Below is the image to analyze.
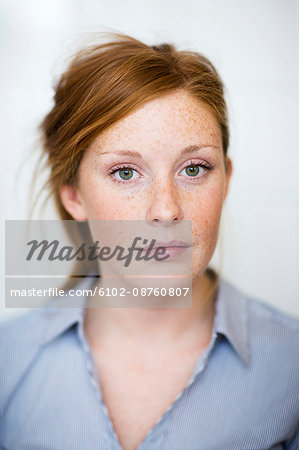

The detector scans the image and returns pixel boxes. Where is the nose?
[146,177,184,225]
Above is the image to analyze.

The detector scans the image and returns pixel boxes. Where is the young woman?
[1,33,298,450]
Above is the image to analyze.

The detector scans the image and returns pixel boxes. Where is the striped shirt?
[0,277,298,449]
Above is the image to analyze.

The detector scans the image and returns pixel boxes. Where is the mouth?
[143,240,191,250]
[142,240,191,262]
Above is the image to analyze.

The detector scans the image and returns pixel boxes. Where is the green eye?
[118,169,134,180]
[109,166,140,183]
[185,165,200,177]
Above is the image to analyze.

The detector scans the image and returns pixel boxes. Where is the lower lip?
[141,246,190,261]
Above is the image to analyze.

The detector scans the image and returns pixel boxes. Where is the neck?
[83,269,218,351]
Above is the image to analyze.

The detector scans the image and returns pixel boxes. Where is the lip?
[143,240,190,250]
[141,240,191,262]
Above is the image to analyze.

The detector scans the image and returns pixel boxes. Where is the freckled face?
[75,89,231,280]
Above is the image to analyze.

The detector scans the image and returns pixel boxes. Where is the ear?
[59,185,88,221]
[223,156,233,201]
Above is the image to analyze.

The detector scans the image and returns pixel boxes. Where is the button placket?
[77,309,123,450]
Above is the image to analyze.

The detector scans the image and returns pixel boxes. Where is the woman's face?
[61,89,232,280]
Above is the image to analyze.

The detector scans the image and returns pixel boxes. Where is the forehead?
[91,89,222,154]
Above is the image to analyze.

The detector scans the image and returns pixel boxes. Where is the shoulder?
[0,309,52,350]
[0,308,73,412]
[244,293,299,428]
[218,281,299,442]
[0,304,81,361]
[220,280,299,419]
[246,293,299,341]
[0,282,88,413]
[221,276,299,339]
[0,310,45,355]
[242,290,299,374]
[0,311,40,410]
[217,278,299,368]
[0,310,50,385]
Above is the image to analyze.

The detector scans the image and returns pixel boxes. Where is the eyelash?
[107,160,214,185]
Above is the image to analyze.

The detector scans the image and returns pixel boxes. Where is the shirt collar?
[38,278,89,346]
[214,277,250,365]
[39,276,250,365]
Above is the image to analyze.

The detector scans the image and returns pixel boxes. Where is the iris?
[119,168,134,180]
[185,165,200,177]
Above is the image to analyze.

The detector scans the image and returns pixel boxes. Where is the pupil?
[120,169,133,180]
[186,165,199,176]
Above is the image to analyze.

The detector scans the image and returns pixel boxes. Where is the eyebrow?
[98,144,219,162]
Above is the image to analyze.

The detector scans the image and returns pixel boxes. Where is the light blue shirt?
[1,277,298,449]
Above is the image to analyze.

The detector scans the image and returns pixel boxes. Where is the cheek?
[186,184,224,245]
[79,176,146,220]
[186,186,224,278]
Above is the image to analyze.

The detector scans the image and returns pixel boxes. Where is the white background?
[1,0,298,321]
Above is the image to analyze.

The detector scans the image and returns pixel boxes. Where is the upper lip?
[143,240,191,250]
